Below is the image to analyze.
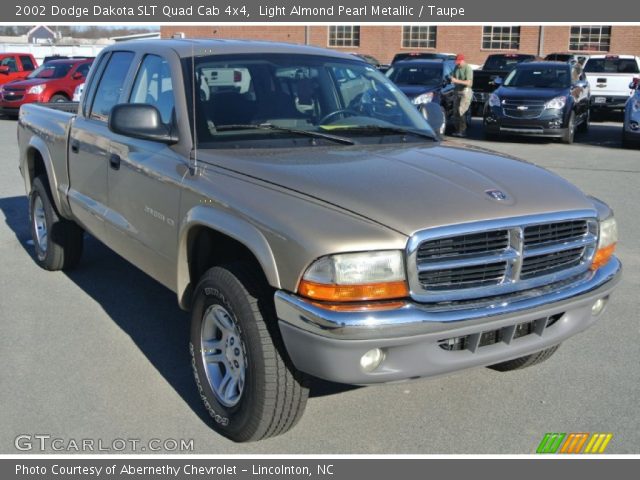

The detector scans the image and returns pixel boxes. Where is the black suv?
[386,59,468,135]
[483,61,590,144]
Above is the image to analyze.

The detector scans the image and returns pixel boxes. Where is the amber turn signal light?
[298,280,409,302]
[591,243,616,271]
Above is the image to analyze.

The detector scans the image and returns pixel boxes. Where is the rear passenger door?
[67,51,135,241]
[104,53,185,289]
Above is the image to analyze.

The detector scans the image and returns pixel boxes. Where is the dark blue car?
[483,61,591,144]
[386,59,469,135]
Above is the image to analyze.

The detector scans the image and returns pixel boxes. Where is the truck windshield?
[386,64,443,86]
[186,53,434,148]
[504,66,571,89]
[27,63,72,79]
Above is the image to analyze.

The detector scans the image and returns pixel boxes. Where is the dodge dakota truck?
[18,39,621,442]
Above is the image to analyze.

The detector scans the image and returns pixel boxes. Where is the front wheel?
[190,263,309,442]
[577,109,590,133]
[49,94,68,103]
[562,112,576,144]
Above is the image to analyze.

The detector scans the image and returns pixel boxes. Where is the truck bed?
[18,103,77,218]
[32,102,80,115]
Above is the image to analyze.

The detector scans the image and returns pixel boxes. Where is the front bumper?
[484,107,569,138]
[275,258,621,385]
[0,93,40,114]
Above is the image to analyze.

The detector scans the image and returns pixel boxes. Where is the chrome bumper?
[275,258,621,384]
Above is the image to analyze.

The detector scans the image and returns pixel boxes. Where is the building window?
[482,26,521,50]
[569,25,611,52]
[402,26,437,49]
[328,26,360,47]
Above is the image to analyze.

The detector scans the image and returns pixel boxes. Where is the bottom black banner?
[2,459,638,480]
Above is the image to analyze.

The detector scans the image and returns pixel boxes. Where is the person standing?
[450,54,473,137]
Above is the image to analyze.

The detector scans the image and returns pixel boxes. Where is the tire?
[190,263,309,442]
[483,121,499,141]
[49,94,68,103]
[488,345,560,372]
[622,130,636,149]
[577,109,590,134]
[29,175,84,271]
[561,112,576,144]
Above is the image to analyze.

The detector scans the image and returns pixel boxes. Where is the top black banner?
[7,0,640,23]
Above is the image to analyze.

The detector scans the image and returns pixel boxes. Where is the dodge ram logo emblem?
[485,189,508,201]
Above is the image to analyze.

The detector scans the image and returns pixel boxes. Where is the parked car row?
[368,51,639,146]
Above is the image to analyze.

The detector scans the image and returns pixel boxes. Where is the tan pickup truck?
[18,39,621,442]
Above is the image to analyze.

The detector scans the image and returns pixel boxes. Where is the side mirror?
[72,71,84,80]
[0,66,9,75]
[108,104,178,144]
[574,80,589,89]
[492,77,503,86]
[421,102,445,138]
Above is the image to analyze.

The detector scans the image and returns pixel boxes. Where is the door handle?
[109,153,121,170]
[70,139,79,154]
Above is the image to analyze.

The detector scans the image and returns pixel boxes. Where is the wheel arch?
[177,206,281,310]
[24,139,64,213]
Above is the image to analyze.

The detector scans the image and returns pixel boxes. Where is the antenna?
[191,41,198,174]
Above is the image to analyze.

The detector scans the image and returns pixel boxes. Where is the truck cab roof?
[100,38,360,61]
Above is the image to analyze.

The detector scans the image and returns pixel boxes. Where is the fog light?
[592,297,608,316]
[631,122,639,131]
[360,348,385,372]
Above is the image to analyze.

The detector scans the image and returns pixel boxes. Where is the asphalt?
[1,116,638,454]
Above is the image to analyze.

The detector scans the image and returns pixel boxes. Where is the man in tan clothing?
[450,54,473,137]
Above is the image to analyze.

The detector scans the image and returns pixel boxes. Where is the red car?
[0,58,92,116]
[0,53,38,86]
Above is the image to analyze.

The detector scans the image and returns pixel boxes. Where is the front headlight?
[27,85,45,95]
[412,92,434,105]
[298,250,408,302]
[592,216,618,271]
[545,96,567,109]
[632,98,640,112]
[488,93,501,107]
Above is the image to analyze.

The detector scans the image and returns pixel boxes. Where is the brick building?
[161,25,640,66]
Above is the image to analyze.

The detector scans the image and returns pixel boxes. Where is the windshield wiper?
[213,123,355,145]
[327,125,438,142]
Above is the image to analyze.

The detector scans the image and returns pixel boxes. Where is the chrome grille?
[417,230,509,260]
[418,261,506,290]
[524,220,589,248]
[502,99,545,119]
[407,212,598,303]
[521,247,585,279]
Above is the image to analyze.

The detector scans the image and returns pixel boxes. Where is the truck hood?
[197,142,595,236]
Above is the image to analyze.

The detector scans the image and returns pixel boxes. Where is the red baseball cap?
[455,54,465,64]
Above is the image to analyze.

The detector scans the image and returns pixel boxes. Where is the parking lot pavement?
[1,117,638,454]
